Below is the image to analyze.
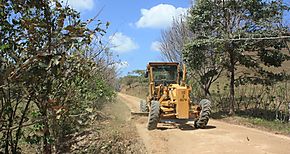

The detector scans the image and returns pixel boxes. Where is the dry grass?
[80,98,147,154]
[120,83,147,99]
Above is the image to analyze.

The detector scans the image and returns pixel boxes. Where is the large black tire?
[140,100,149,112]
[194,99,211,128]
[147,101,160,130]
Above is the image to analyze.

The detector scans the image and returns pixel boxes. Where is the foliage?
[118,70,148,98]
[0,0,115,153]
[119,70,147,87]
[183,38,224,96]
[184,0,290,114]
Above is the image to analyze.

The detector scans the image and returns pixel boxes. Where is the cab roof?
[148,62,179,66]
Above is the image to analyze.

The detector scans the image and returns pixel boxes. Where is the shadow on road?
[157,123,216,131]
[178,124,195,130]
[203,125,217,129]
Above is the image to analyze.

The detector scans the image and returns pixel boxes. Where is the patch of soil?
[70,98,147,154]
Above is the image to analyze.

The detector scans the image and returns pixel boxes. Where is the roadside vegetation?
[1,0,290,153]
[72,98,146,153]
[0,0,143,153]
[120,0,290,136]
[119,70,148,99]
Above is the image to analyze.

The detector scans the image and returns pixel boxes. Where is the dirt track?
[118,93,290,154]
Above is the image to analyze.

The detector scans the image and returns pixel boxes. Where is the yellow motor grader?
[140,62,211,130]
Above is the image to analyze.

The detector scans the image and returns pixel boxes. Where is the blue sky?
[65,0,290,76]
[65,0,192,76]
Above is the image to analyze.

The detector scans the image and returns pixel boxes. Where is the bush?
[0,1,115,153]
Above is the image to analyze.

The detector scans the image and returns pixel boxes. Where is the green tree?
[184,0,290,115]
[0,0,115,153]
[183,39,224,96]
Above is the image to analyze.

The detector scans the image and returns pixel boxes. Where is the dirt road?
[118,93,290,154]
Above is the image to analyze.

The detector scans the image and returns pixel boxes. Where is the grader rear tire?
[140,100,149,112]
[194,99,211,128]
[147,101,160,130]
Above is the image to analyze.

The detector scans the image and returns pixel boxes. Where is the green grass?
[212,112,290,136]
[247,117,290,134]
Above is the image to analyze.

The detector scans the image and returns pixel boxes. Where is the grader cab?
[140,62,211,130]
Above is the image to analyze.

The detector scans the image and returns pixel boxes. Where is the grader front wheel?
[140,100,149,112]
[147,101,160,130]
[194,99,211,128]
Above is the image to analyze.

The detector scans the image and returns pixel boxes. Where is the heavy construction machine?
[140,62,211,130]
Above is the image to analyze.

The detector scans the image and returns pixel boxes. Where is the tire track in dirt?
[118,93,290,154]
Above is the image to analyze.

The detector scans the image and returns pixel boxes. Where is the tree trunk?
[203,85,211,97]
[229,50,235,115]
[5,82,13,153]
[12,99,31,153]
[43,109,52,154]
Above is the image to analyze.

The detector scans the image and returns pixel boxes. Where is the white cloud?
[109,32,139,53]
[65,0,94,11]
[135,4,188,29]
[151,41,162,52]
[114,61,129,70]
[108,61,129,71]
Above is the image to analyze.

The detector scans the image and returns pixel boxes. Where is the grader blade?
[131,111,149,116]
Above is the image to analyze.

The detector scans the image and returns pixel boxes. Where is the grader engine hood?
[169,84,191,119]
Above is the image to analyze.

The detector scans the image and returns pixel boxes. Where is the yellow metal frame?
[146,62,199,120]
